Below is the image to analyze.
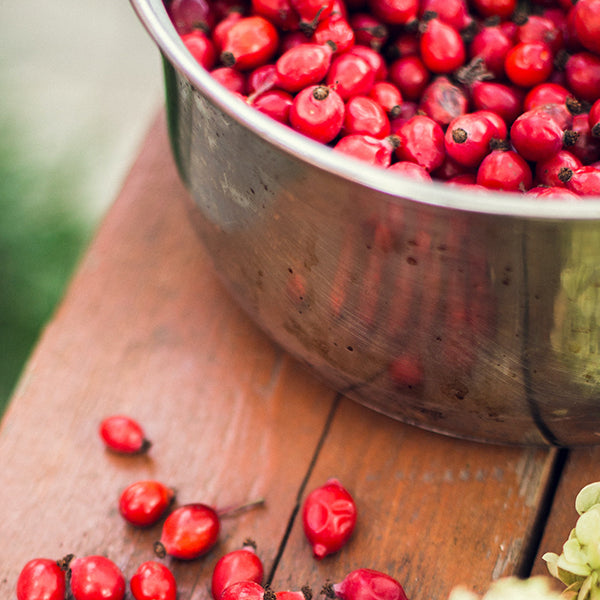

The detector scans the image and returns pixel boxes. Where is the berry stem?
[217,498,266,518]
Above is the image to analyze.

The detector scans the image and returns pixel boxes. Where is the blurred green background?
[0,0,163,414]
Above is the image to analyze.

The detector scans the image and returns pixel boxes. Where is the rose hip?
[119,480,175,527]
[289,85,345,143]
[211,541,264,600]
[394,115,445,172]
[16,558,67,600]
[302,478,357,559]
[323,569,408,600]
[334,134,397,167]
[130,561,177,600]
[99,415,150,454]
[221,581,266,600]
[220,16,279,71]
[275,43,334,93]
[68,555,126,600]
[343,96,391,138]
[476,148,533,192]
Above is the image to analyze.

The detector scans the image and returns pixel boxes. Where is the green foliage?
[0,117,91,413]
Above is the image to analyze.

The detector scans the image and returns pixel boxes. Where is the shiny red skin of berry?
[212,11,243,53]
[211,67,247,94]
[275,43,333,93]
[564,166,600,197]
[69,556,126,600]
[572,0,600,55]
[157,503,220,560]
[334,134,396,167]
[130,561,177,600]
[16,558,66,600]
[418,76,467,128]
[525,186,581,200]
[326,52,376,100]
[517,15,563,54]
[504,41,554,88]
[119,480,175,527]
[251,89,294,124]
[220,16,279,71]
[343,96,391,138]
[168,0,215,34]
[289,85,345,143]
[523,82,572,111]
[368,81,402,116]
[476,150,533,192]
[290,0,334,27]
[99,415,149,454]
[510,109,565,162]
[470,25,512,78]
[347,45,388,81]
[312,15,355,54]
[419,0,472,31]
[331,568,409,600]
[251,0,299,31]
[221,581,265,600]
[445,112,500,168]
[387,161,433,181]
[181,30,216,70]
[420,18,466,74]
[247,64,279,96]
[388,56,430,102]
[470,81,524,125]
[301,478,358,559]
[368,0,418,25]
[535,150,582,188]
[211,544,264,600]
[564,52,600,103]
[470,0,516,20]
[395,115,445,172]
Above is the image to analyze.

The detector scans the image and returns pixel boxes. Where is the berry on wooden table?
[211,540,264,600]
[16,557,67,600]
[99,415,150,454]
[130,561,177,600]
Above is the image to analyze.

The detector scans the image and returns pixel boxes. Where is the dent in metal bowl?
[130,0,600,445]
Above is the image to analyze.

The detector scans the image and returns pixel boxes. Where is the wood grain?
[0,111,565,600]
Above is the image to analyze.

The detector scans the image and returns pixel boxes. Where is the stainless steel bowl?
[130,0,600,445]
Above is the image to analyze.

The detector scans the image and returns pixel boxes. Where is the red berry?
[388,55,430,101]
[246,64,279,96]
[334,134,397,167]
[569,113,600,164]
[517,15,563,54]
[250,89,294,124]
[476,149,533,192]
[289,85,345,143]
[16,558,66,600]
[68,555,126,600]
[119,480,175,527]
[564,52,600,103]
[419,0,472,31]
[99,415,150,454]
[211,541,264,600]
[181,30,217,69]
[419,18,466,74]
[343,96,391,138]
[275,43,334,93]
[251,0,299,31]
[394,114,445,172]
[470,0,516,20]
[326,52,376,99]
[168,0,215,34]
[504,41,554,88]
[130,561,177,600]
[221,581,265,600]
[572,0,600,55]
[312,15,356,53]
[387,161,433,181]
[155,503,220,560]
[347,45,388,81]
[302,478,357,559]
[563,166,600,196]
[368,81,403,117]
[220,16,279,71]
[469,24,512,79]
[210,67,247,94]
[535,150,582,187]
[212,11,243,52]
[368,0,418,25]
[326,569,409,600]
[523,82,572,111]
[290,0,334,31]
[445,111,500,168]
[590,100,600,138]
[418,76,468,128]
[470,81,524,125]
[510,108,568,162]
[349,13,389,50]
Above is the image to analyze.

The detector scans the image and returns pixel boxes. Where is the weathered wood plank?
[0,111,337,598]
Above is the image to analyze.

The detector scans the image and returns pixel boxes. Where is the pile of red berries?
[16,415,401,600]
[165,0,600,197]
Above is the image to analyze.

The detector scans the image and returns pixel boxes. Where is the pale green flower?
[449,577,563,600]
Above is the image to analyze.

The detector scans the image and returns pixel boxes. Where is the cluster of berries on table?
[16,415,404,600]
[165,0,600,197]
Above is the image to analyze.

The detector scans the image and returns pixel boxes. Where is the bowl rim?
[130,0,600,220]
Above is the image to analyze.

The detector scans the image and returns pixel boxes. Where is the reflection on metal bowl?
[131,0,600,446]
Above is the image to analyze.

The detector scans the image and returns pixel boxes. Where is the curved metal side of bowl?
[131,0,600,446]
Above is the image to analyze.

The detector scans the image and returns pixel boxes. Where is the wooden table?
[1,110,598,600]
